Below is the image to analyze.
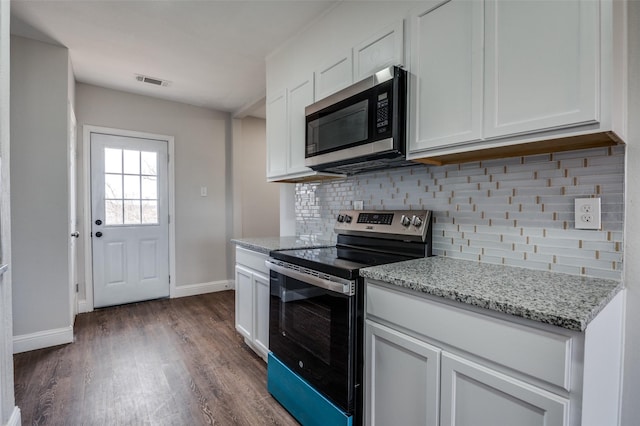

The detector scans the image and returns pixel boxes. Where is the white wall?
[75,83,232,298]
[621,1,639,424]
[10,36,72,345]
[231,116,279,239]
[0,2,18,424]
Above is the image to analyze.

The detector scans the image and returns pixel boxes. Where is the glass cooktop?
[269,245,416,280]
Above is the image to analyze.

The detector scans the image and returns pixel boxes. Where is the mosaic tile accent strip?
[295,146,625,280]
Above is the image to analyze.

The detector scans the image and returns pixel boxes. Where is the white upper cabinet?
[354,20,405,82]
[314,50,353,101]
[408,0,618,161]
[266,90,287,178]
[484,0,599,138]
[266,11,407,181]
[266,74,317,181]
[287,76,315,175]
[410,0,483,151]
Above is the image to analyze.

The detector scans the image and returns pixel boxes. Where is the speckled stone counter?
[360,256,622,332]
[231,236,333,255]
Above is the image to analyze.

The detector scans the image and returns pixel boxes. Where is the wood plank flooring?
[14,291,299,426]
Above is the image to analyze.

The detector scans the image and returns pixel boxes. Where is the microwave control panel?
[376,92,390,133]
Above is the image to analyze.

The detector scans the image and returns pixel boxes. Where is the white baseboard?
[77,280,235,312]
[171,280,233,298]
[13,326,73,354]
[7,406,21,426]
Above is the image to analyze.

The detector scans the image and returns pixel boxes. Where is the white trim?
[6,407,21,426]
[77,299,92,314]
[82,125,176,312]
[77,280,233,311]
[13,326,73,354]
[171,280,233,299]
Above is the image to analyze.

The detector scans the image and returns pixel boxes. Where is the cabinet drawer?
[236,247,269,275]
[366,282,573,390]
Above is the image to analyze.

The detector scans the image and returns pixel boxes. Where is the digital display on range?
[357,213,394,225]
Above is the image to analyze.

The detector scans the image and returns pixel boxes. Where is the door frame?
[80,125,176,313]
[68,102,77,324]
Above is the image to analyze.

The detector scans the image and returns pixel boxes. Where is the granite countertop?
[231,236,333,255]
[360,256,623,332]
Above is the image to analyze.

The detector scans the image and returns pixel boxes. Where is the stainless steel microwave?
[304,66,408,175]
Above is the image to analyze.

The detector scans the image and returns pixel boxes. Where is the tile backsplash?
[295,146,625,280]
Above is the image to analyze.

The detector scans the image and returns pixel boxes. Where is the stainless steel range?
[266,210,433,426]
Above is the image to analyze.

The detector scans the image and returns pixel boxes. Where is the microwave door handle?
[265,260,354,296]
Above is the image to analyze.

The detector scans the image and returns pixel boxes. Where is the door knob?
[95,231,103,238]
[95,219,103,226]
[70,232,80,238]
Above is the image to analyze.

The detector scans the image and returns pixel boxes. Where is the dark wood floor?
[14,291,299,426]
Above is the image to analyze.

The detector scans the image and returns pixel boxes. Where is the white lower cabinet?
[365,321,440,426]
[365,280,624,426]
[440,352,569,426]
[234,247,270,361]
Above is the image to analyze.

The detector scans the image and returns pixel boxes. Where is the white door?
[91,132,169,308]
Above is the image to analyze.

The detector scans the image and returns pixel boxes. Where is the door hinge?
[167,153,170,163]
[169,275,171,284]
[168,215,170,224]
[75,283,79,293]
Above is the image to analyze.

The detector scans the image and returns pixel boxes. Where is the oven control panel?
[335,209,432,242]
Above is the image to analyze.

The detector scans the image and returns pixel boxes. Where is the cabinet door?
[354,20,404,81]
[484,0,599,138]
[235,265,254,340]
[252,272,270,359]
[315,51,353,101]
[440,352,569,426]
[365,321,440,426]
[409,0,483,153]
[266,90,287,178]
[287,75,314,175]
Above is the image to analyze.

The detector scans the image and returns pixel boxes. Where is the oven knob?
[411,215,423,227]
[344,214,352,224]
[299,361,304,368]
[337,214,345,223]
[401,215,411,227]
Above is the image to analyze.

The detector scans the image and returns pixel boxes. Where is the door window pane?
[141,176,157,199]
[124,200,141,224]
[141,151,157,175]
[142,201,158,224]
[105,174,123,199]
[105,200,123,225]
[105,148,122,173]
[103,147,159,226]
[123,175,141,199]
[123,150,140,174]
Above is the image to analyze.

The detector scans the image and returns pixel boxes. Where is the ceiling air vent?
[135,74,171,87]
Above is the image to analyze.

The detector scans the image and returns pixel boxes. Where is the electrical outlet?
[353,200,364,210]
[575,198,601,230]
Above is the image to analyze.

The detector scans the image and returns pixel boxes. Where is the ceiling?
[10,0,338,118]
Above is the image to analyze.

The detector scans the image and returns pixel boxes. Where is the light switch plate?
[575,198,601,230]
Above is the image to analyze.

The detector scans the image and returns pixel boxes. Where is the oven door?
[267,260,360,413]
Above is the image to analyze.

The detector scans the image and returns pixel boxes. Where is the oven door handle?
[265,260,355,296]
